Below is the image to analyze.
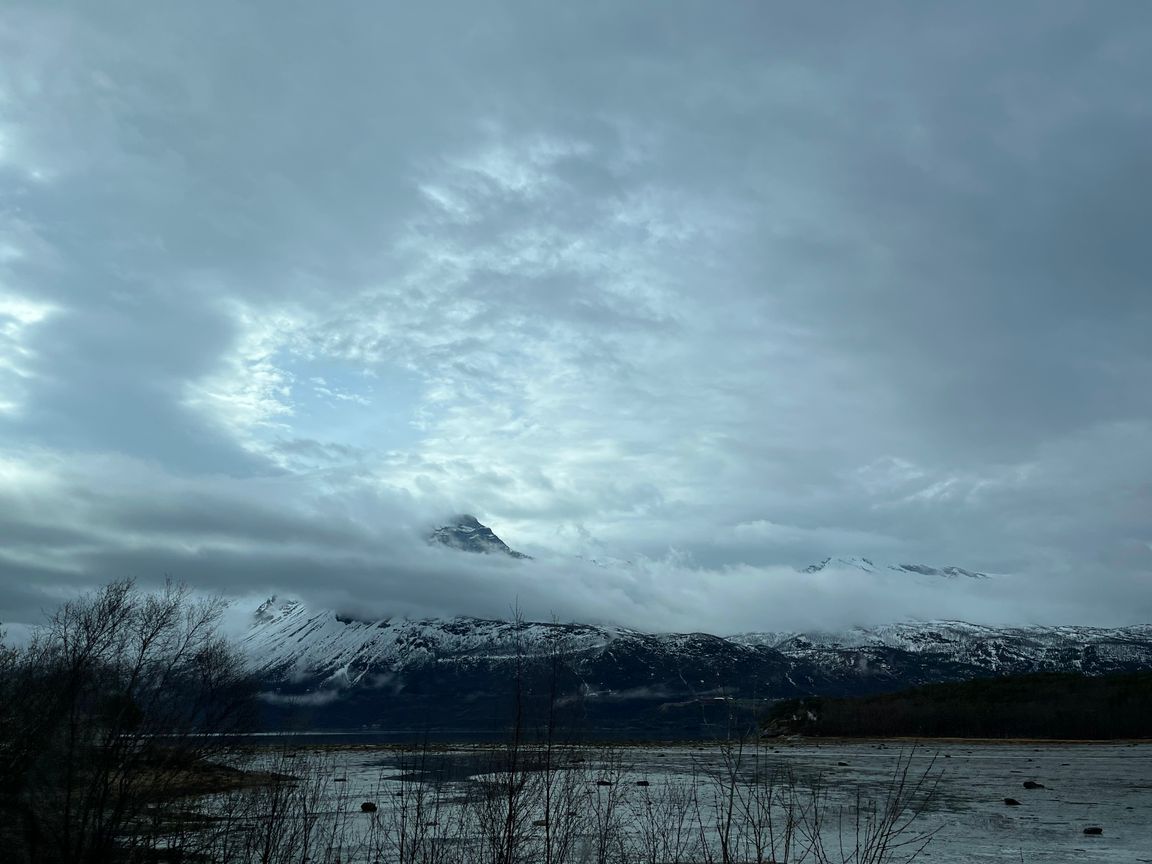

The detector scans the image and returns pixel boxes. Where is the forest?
[767,671,1152,739]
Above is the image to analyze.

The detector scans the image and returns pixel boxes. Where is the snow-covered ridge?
[802,556,991,579]
[728,620,1152,671]
[245,596,1152,693]
[243,519,1151,718]
[243,597,625,683]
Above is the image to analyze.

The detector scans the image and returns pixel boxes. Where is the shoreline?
[224,735,1152,752]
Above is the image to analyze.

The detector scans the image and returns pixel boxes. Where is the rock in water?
[1003,798,1022,806]
[1083,827,1103,835]
[1022,780,1045,789]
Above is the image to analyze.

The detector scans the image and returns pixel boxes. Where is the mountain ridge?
[247,519,1151,733]
[243,599,1152,733]
[802,556,991,579]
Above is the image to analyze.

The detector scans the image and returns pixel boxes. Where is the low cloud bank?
[2,450,1145,638]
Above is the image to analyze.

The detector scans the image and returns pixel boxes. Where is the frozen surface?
[239,740,1152,863]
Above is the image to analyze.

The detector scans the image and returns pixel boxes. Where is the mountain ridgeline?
[803,556,991,579]
[244,601,1152,735]
[244,518,1152,736]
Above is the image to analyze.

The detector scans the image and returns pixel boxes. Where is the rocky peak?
[428,514,530,559]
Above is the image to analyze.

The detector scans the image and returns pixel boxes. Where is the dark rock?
[636,780,651,787]
[1003,798,1022,806]
[1083,827,1103,835]
[1022,781,1045,790]
[838,761,849,766]
[428,515,530,558]
[360,802,377,813]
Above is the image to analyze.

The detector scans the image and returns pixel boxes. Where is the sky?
[1,1,1150,635]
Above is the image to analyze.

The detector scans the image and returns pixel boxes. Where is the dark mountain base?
[246,601,1152,737]
[766,671,1152,739]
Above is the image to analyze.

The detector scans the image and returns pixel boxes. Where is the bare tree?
[0,579,257,864]
[802,749,942,864]
[630,774,699,864]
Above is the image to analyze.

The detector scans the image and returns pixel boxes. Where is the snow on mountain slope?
[244,597,1152,701]
[239,521,1151,729]
[244,596,619,682]
[242,599,798,730]
[728,620,1152,673]
[802,557,991,579]
[427,514,530,558]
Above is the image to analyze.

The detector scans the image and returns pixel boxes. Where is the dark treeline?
[768,671,1152,739]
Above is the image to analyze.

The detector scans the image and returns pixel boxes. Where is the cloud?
[0,1,1150,633]
[0,447,1147,636]
[0,289,56,415]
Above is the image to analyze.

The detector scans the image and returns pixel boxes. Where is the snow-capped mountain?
[802,556,991,579]
[243,519,1150,733]
[428,514,531,559]
[801,557,990,578]
[244,597,789,732]
[243,598,1152,733]
[728,620,1152,676]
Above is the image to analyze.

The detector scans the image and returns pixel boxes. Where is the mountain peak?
[428,515,530,559]
[803,556,990,579]
[803,556,878,573]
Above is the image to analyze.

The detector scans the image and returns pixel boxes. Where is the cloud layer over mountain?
[1,1,1150,632]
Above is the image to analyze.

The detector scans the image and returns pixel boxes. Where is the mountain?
[243,600,1152,735]
[802,556,991,579]
[243,598,789,733]
[428,515,531,559]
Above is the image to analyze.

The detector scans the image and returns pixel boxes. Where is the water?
[218,740,1152,863]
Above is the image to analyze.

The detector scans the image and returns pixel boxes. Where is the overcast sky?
[1,1,1150,634]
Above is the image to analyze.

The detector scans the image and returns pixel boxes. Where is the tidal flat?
[214,739,1151,863]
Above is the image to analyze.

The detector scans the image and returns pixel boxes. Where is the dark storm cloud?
[1,1,1150,632]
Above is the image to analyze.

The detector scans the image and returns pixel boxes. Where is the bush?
[0,579,257,864]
